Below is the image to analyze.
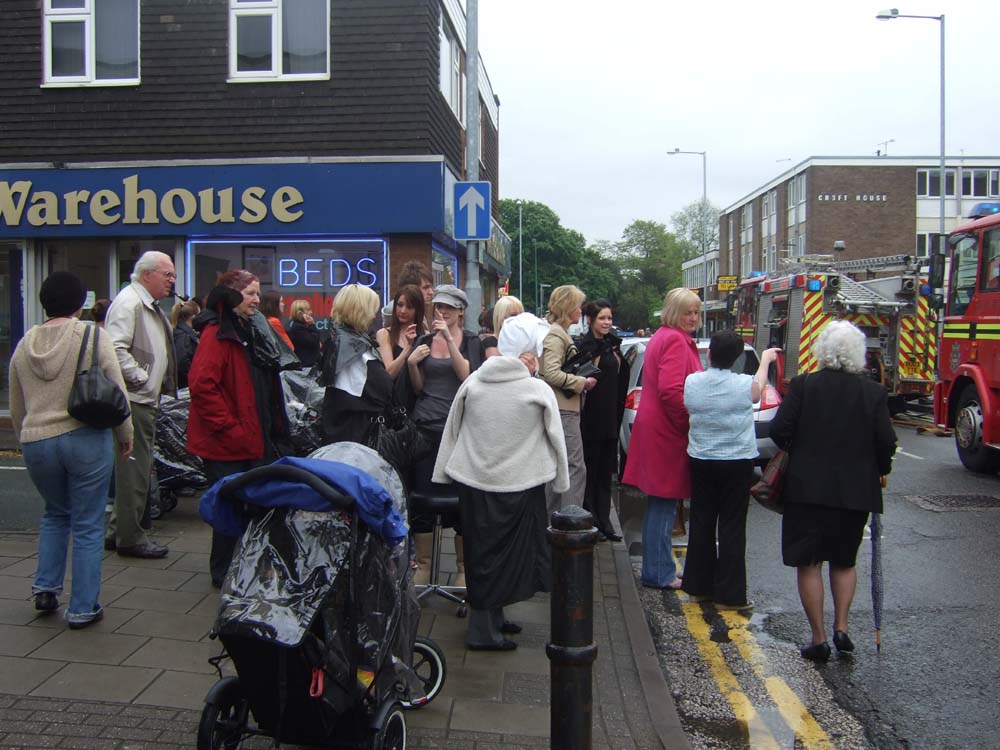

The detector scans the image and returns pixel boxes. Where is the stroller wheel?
[401,636,447,710]
[197,676,249,750]
[456,603,468,618]
[370,701,406,750]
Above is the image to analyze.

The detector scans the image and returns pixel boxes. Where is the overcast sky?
[477,0,997,245]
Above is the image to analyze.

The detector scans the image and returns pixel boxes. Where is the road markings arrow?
[458,186,485,237]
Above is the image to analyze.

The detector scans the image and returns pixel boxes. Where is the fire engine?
[933,202,1000,472]
[732,255,938,412]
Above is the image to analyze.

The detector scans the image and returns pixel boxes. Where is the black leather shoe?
[500,620,522,634]
[604,530,623,542]
[467,639,517,651]
[67,607,103,630]
[117,542,169,559]
[833,630,855,653]
[800,642,832,661]
[34,592,59,612]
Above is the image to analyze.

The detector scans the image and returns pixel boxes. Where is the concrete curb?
[612,542,691,750]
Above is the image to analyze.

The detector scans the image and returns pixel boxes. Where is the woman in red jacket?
[621,287,702,589]
[187,269,290,587]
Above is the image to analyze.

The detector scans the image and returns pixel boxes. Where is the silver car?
[618,338,781,472]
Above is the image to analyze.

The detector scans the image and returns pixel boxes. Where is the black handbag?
[366,407,434,479]
[68,325,131,429]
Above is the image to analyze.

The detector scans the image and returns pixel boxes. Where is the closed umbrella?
[870,511,883,653]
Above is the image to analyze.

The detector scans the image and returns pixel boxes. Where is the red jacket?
[187,322,264,461]
[621,326,702,499]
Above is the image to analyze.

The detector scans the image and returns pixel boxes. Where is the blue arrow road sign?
[453,181,492,241]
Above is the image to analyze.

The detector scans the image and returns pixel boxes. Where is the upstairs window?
[229,0,329,81]
[916,168,956,197]
[43,0,139,86]
[439,15,466,124]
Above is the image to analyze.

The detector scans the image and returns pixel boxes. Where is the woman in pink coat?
[622,287,702,589]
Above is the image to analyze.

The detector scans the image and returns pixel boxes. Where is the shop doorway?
[0,243,24,413]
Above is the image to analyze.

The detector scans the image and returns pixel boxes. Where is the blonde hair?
[545,285,585,328]
[288,299,312,323]
[332,285,381,332]
[493,295,524,335]
[169,300,199,327]
[660,287,701,328]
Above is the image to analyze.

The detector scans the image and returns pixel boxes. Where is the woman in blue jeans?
[9,272,133,629]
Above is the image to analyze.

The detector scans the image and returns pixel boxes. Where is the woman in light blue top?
[681,331,779,609]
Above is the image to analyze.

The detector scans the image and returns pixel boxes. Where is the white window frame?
[438,14,466,126]
[917,168,956,198]
[42,0,140,87]
[228,0,330,83]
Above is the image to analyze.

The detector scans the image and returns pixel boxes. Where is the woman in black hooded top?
[576,299,630,542]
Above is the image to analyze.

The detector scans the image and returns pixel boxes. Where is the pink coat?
[621,326,702,499]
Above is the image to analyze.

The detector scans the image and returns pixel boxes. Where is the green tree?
[671,198,721,261]
[612,220,686,330]
[500,198,619,314]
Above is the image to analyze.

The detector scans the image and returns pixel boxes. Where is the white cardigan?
[432,356,570,493]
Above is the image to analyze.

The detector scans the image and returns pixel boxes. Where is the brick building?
[707,155,1000,328]
[0,0,509,412]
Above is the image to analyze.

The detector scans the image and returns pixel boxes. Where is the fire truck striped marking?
[797,288,826,374]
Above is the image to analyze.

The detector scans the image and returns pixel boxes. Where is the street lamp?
[668,147,708,334]
[877,8,946,255]
[517,199,524,299]
[539,283,551,316]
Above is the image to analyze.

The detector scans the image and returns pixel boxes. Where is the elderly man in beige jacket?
[104,251,177,559]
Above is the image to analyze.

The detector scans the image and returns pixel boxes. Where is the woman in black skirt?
[769,320,897,661]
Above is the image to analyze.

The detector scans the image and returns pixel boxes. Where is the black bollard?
[546,504,598,750]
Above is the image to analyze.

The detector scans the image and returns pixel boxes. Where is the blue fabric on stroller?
[199,455,408,544]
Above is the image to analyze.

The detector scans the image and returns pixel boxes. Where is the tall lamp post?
[517,200,524,298]
[877,8,946,256]
[668,147,708,334]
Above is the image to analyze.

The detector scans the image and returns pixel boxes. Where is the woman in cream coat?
[434,313,569,651]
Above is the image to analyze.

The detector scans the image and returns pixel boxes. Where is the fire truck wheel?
[954,385,1000,474]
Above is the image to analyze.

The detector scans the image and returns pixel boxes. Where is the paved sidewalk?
[0,492,687,749]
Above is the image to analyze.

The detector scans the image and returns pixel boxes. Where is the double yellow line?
[674,550,834,748]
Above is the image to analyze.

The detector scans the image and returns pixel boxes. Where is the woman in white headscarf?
[433,313,569,651]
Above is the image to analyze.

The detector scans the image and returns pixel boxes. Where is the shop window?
[43,0,139,86]
[229,0,329,81]
[190,239,386,329]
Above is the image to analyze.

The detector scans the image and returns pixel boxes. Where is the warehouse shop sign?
[816,193,890,202]
[0,175,304,228]
[0,161,447,238]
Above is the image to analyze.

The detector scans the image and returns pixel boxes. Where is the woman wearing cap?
[406,284,485,585]
[187,269,291,587]
[539,284,598,514]
[10,271,133,629]
[434,312,568,650]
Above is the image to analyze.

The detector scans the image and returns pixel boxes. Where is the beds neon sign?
[277,256,379,289]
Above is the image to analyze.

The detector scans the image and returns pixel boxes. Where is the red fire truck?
[732,256,937,411]
[933,202,1000,472]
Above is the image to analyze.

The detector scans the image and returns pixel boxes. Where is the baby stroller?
[197,443,445,749]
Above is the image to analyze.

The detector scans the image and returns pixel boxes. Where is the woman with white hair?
[769,320,897,661]
[433,313,569,650]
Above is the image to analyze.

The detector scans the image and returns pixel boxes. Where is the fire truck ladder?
[831,254,919,274]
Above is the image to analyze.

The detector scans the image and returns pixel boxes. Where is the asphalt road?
[637,420,1000,750]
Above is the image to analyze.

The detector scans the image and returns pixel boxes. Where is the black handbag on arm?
[68,325,132,429]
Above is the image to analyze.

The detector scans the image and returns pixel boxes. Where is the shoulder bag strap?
[76,324,92,374]
[90,325,101,368]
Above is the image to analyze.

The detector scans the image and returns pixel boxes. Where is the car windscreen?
[698,349,760,376]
